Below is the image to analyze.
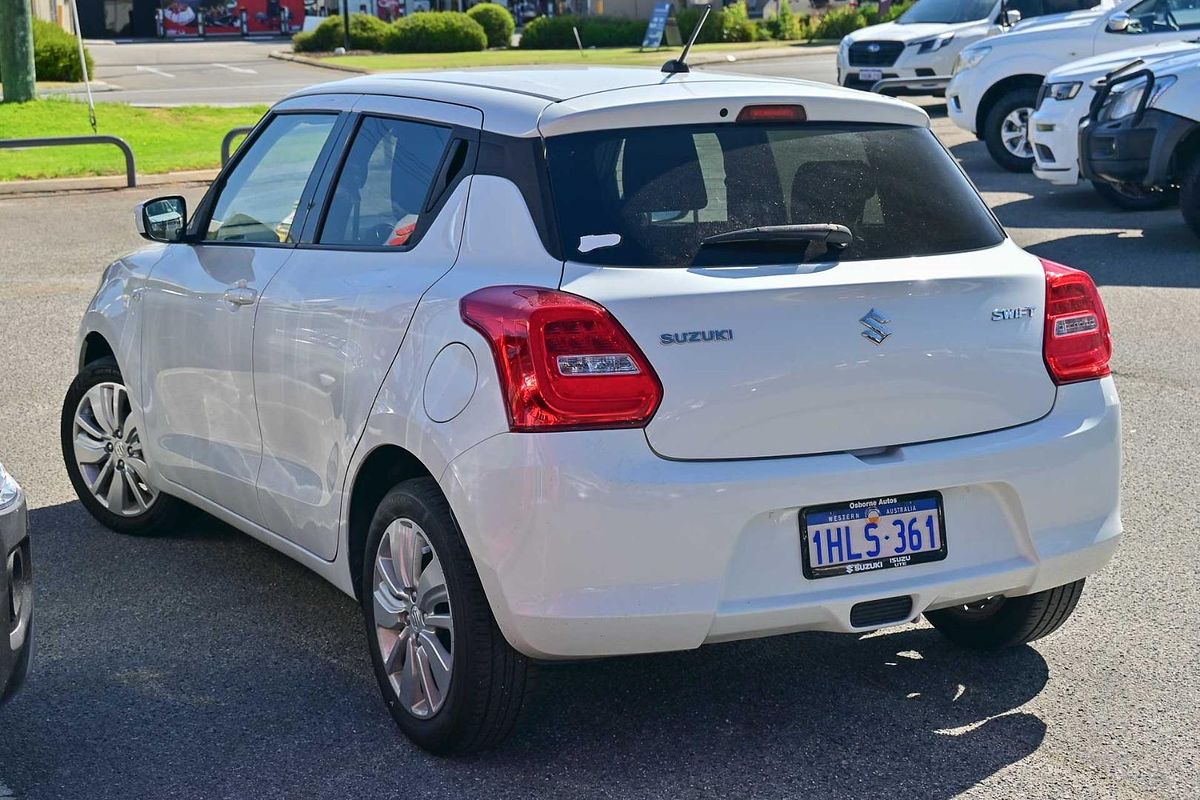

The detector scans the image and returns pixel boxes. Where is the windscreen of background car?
[546,123,1004,267]
[898,0,996,24]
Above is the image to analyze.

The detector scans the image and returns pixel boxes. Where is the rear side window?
[319,115,451,248]
[545,123,1004,267]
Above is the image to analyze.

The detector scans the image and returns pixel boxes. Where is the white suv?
[61,67,1122,754]
[837,0,1101,95]
[948,0,1200,171]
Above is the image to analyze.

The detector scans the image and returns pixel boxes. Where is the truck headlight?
[913,32,955,54]
[953,45,990,75]
[0,463,20,511]
[1099,75,1176,122]
[1043,81,1082,102]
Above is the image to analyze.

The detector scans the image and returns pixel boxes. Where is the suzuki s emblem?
[860,308,892,344]
[866,43,881,53]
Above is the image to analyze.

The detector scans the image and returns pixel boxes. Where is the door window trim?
[186,109,351,249]
[296,111,480,253]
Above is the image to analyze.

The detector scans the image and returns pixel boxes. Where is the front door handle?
[223,280,257,307]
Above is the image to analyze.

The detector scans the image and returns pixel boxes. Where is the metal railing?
[221,127,255,166]
[0,135,137,187]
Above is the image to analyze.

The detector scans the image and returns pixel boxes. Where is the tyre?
[1091,180,1178,211]
[1182,154,1200,239]
[925,579,1085,651]
[983,87,1039,173]
[61,358,184,536]
[362,478,532,754]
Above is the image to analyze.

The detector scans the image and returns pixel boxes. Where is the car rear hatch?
[544,107,1056,459]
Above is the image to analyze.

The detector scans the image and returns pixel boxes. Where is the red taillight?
[1041,258,1112,385]
[460,286,663,431]
[736,104,807,123]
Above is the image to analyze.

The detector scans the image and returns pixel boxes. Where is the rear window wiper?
[701,223,853,250]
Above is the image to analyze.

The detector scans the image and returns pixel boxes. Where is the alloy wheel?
[373,518,454,719]
[72,382,158,517]
[1000,107,1034,159]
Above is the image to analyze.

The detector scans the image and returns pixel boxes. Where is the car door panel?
[252,99,483,559]
[140,110,345,525]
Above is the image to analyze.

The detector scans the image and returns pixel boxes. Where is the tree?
[0,0,37,103]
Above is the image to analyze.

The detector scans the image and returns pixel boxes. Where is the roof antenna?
[662,5,711,75]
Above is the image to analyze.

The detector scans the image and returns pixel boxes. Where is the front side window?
[319,115,452,248]
[546,123,1004,267]
[206,114,337,244]
[1126,0,1200,32]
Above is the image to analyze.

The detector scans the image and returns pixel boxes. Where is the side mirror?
[1106,12,1132,32]
[1001,8,1022,26]
[135,196,187,243]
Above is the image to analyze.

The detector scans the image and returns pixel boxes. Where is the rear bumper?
[442,378,1121,659]
[1079,109,1196,188]
[0,494,32,705]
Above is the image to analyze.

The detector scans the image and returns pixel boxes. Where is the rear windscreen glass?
[545,123,1004,267]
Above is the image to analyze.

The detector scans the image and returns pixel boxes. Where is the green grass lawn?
[323,41,829,72]
[0,99,268,181]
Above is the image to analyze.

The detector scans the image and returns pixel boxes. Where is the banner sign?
[641,2,674,49]
[160,0,304,37]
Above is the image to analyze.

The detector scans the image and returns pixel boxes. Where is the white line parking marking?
[212,63,258,75]
[135,65,176,79]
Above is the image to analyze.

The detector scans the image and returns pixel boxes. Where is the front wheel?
[983,87,1038,173]
[362,478,533,754]
[925,579,1085,651]
[61,358,184,535]
[1091,180,1178,211]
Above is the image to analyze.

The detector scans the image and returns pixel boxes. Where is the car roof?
[288,66,930,137]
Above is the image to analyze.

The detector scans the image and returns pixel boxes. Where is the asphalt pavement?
[1,51,1198,800]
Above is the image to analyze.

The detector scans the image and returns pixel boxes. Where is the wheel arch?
[976,74,1044,136]
[345,444,438,602]
[79,331,116,371]
[1171,124,1200,180]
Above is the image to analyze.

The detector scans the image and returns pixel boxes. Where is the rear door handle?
[223,281,258,307]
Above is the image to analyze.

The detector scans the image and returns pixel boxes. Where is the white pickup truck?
[1030,39,1198,208]
[837,0,1103,94]
[947,0,1200,171]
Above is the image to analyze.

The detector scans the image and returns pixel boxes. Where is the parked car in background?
[0,461,32,706]
[1031,39,1198,208]
[63,67,1121,754]
[838,0,1104,94]
[948,0,1200,171]
[1081,47,1200,235]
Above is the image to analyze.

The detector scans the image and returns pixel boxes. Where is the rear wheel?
[1181,154,1200,239]
[61,358,184,536]
[362,478,533,754]
[1091,180,1178,211]
[925,579,1085,650]
[983,87,1038,173]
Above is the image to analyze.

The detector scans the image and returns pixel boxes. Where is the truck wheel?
[983,87,1039,173]
[1182,155,1200,239]
[362,477,533,754]
[1092,180,1178,211]
[925,580,1085,650]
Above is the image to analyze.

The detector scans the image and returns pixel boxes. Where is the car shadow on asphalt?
[3,501,1050,800]
[948,140,1200,289]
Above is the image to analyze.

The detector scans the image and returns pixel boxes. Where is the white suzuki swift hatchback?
[62,67,1121,754]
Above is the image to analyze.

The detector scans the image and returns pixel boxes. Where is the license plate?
[800,492,947,579]
[858,69,884,82]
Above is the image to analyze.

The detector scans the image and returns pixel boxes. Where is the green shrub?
[766,0,802,40]
[678,6,725,44]
[882,0,915,22]
[3,19,97,83]
[385,12,487,53]
[811,5,868,39]
[292,13,389,52]
[467,2,516,48]
[518,15,645,49]
[721,1,759,42]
